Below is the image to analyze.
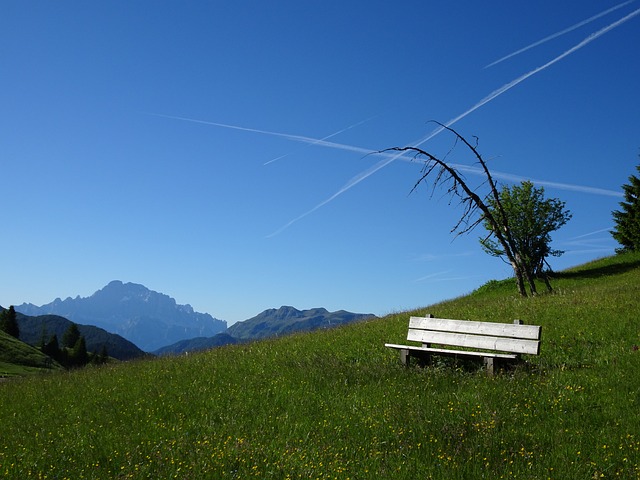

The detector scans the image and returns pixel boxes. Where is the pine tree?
[43,334,60,359]
[99,345,109,364]
[71,336,88,366]
[62,323,81,349]
[612,163,640,253]
[0,309,7,334]
[0,306,20,339]
[39,324,48,350]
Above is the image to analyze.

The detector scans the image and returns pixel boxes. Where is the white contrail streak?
[148,8,637,236]
[415,272,484,283]
[449,164,623,197]
[414,270,452,281]
[147,112,621,198]
[446,6,640,126]
[264,155,403,238]
[145,112,376,156]
[265,161,620,239]
[492,174,623,197]
[268,8,639,236]
[569,227,613,239]
[263,116,378,165]
[485,0,637,68]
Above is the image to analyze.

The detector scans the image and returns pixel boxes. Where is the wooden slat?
[407,329,540,355]
[385,343,409,349]
[385,343,518,359]
[409,316,541,340]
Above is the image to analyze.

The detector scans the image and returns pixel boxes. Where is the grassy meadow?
[1,252,639,479]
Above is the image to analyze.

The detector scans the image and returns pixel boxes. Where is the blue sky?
[2,1,639,325]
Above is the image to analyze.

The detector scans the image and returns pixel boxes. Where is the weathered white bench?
[385,314,541,375]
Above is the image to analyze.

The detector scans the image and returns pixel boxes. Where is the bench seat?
[383,343,519,360]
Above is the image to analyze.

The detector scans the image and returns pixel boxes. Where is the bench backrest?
[407,316,541,355]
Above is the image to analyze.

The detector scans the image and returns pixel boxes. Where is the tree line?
[0,306,109,369]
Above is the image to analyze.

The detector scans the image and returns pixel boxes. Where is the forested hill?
[16,312,146,361]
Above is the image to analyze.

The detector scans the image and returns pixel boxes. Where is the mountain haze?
[16,281,227,352]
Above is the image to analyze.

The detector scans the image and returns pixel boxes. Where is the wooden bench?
[385,314,541,375]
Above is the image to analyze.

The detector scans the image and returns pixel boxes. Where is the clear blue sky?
[2,1,639,325]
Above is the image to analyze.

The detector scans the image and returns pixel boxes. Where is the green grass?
[1,252,639,479]
[0,331,63,378]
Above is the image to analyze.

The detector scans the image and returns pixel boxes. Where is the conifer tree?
[39,324,48,350]
[0,306,20,339]
[99,345,109,364]
[71,336,88,366]
[62,323,81,349]
[43,334,60,359]
[612,163,640,253]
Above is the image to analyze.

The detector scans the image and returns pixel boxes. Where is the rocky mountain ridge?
[16,283,375,354]
[155,305,377,355]
[16,281,227,352]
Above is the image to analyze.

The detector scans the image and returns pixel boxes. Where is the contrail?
[265,160,620,239]
[569,227,613,240]
[266,120,461,238]
[485,0,637,68]
[446,6,640,126]
[145,112,375,156]
[415,272,484,283]
[264,155,400,238]
[263,116,378,165]
[450,164,623,197]
[414,270,452,281]
[561,228,616,255]
[147,112,621,199]
[147,8,638,237]
[269,8,639,236]
[492,174,623,197]
[415,252,474,262]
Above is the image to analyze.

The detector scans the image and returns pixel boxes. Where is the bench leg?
[400,349,410,366]
[484,357,495,376]
[400,349,433,367]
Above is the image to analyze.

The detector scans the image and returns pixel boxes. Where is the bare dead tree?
[384,122,536,297]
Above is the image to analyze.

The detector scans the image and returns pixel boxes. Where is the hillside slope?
[1,253,639,479]
[153,333,238,356]
[0,330,63,377]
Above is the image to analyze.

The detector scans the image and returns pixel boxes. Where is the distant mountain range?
[16,281,227,352]
[155,306,376,355]
[14,282,376,356]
